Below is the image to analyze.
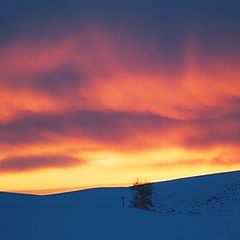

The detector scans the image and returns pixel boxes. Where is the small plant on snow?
[131,179,154,211]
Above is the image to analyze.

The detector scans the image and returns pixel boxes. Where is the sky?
[0,0,239,194]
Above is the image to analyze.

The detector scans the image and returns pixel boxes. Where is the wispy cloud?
[0,0,239,192]
[0,155,84,173]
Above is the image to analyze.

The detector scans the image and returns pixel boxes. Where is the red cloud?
[0,109,239,152]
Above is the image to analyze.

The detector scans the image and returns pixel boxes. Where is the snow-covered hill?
[1,171,240,240]
[152,170,240,216]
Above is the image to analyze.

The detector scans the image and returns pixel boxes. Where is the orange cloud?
[1,29,239,120]
[0,27,239,193]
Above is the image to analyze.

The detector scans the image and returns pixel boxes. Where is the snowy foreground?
[1,171,240,240]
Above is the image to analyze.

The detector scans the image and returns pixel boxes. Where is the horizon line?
[2,169,239,196]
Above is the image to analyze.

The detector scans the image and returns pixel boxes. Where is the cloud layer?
[0,109,239,151]
[0,0,239,193]
[0,155,83,173]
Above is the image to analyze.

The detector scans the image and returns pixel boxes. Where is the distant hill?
[1,171,240,240]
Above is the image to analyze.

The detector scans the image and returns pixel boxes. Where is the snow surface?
[1,171,240,240]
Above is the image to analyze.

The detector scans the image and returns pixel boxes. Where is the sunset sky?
[0,0,239,194]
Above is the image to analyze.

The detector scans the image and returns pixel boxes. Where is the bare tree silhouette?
[131,179,154,210]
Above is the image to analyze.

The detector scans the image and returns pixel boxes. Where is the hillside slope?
[1,171,240,240]
[151,171,240,216]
